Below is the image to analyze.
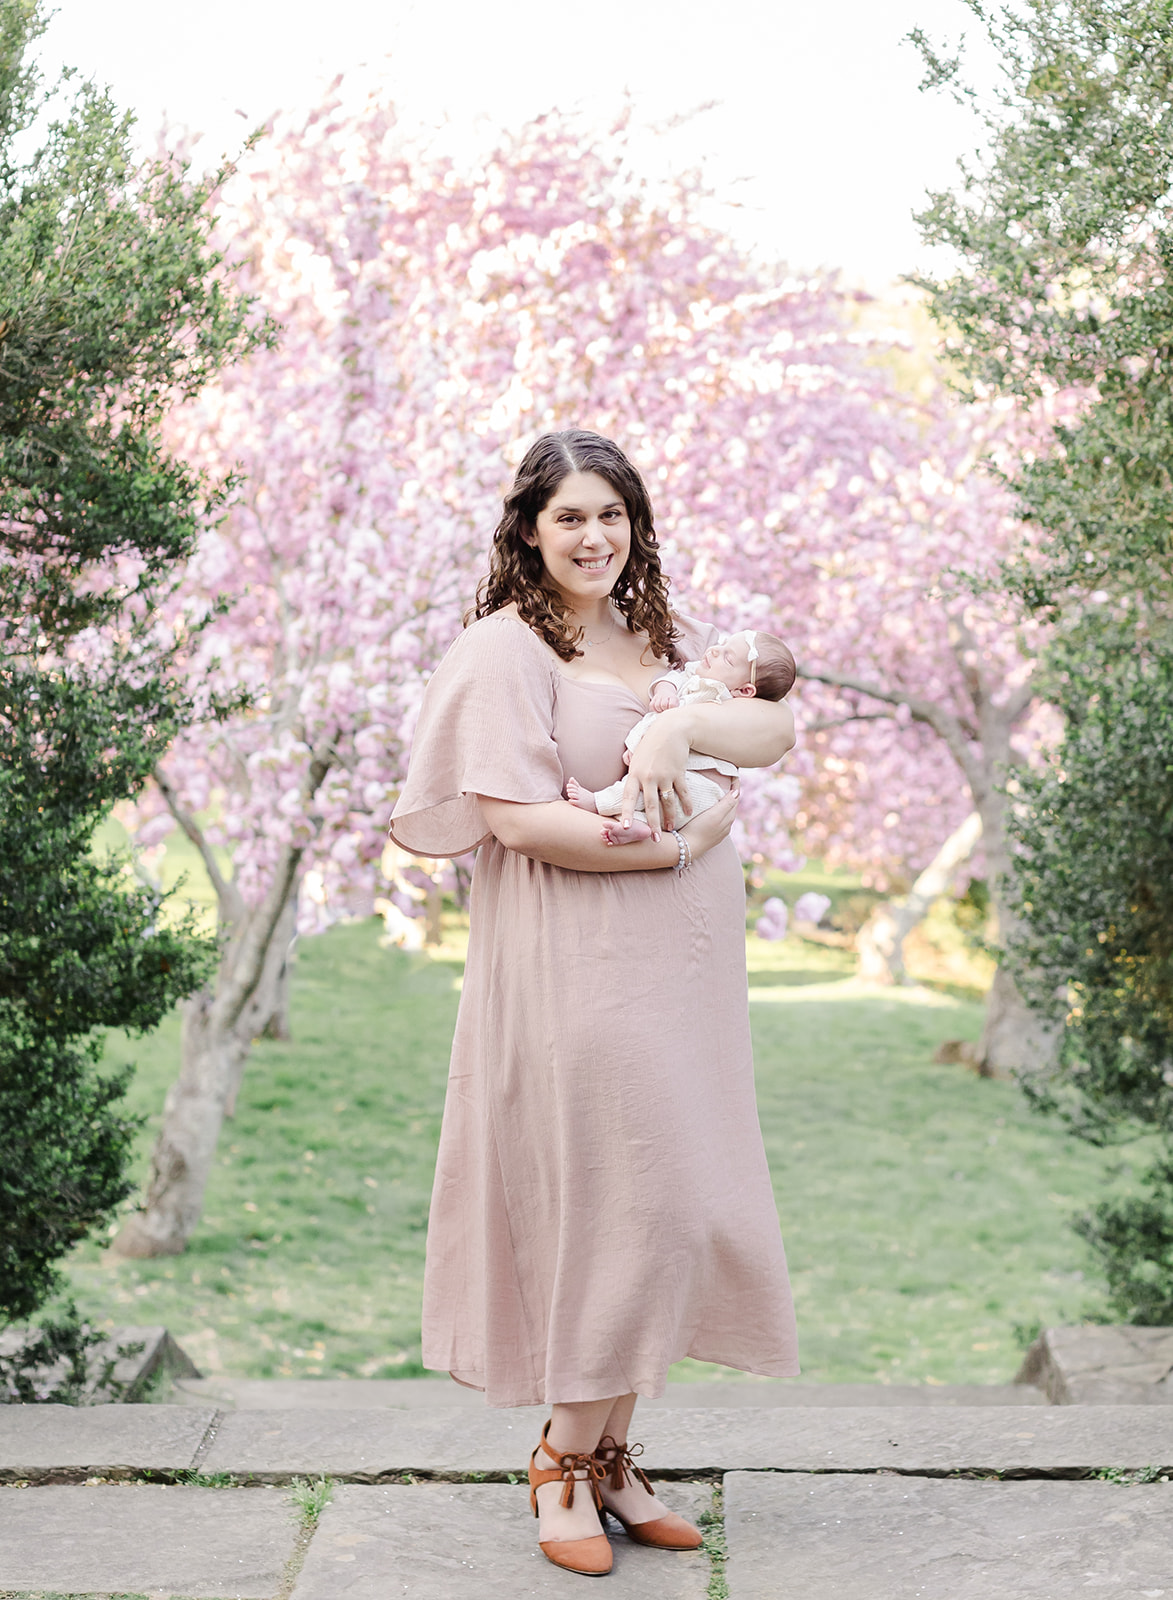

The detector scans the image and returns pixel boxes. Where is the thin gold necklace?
[582,607,618,648]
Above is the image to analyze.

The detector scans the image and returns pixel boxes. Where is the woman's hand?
[679,783,740,861]
[619,708,694,838]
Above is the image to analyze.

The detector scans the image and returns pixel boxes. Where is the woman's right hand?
[678,783,740,862]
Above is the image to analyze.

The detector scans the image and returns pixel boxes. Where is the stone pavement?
[1,1387,1172,1598]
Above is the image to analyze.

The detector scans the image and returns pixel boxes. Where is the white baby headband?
[739,630,759,687]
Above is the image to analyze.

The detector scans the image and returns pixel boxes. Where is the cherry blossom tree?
[115,90,1049,1254]
[671,376,1060,1070]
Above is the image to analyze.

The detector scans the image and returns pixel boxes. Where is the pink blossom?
[755,897,790,941]
[794,892,832,925]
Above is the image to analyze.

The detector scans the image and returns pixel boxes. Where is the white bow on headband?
[734,629,759,687]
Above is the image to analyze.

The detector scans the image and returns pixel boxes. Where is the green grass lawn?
[63,888,1133,1389]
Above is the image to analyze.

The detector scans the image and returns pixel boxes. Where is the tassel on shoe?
[528,1420,612,1576]
[593,1435,704,1551]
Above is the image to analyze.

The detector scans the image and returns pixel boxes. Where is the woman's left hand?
[620,708,694,838]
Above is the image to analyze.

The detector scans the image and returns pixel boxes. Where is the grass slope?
[64,909,1127,1387]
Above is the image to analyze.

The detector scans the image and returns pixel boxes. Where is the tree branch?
[804,711,896,732]
[152,763,243,924]
[947,614,987,712]
[1002,678,1037,725]
[215,744,333,1034]
[799,668,985,793]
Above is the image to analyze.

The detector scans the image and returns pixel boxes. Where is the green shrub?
[0,0,263,1333]
[1075,1156,1173,1325]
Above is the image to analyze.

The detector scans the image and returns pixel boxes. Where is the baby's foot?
[567,777,598,812]
[602,817,653,845]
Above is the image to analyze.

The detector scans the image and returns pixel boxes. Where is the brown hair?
[471,430,682,664]
[750,632,797,702]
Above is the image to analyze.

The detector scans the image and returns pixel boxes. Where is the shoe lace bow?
[594,1434,654,1495]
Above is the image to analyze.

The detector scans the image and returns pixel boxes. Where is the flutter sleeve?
[389,613,564,858]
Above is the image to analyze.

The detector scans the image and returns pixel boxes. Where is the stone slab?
[201,1405,1173,1478]
[95,1325,201,1401]
[0,1324,200,1406]
[1018,1325,1173,1404]
[0,1484,298,1596]
[172,1376,500,1411]
[637,1405,1173,1476]
[170,1376,1044,1410]
[201,1406,539,1478]
[290,1481,711,1599]
[724,1471,1173,1599]
[0,1403,215,1478]
[642,1383,1047,1409]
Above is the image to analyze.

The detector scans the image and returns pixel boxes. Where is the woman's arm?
[620,698,795,834]
[477,784,742,872]
[477,796,680,873]
[685,697,795,767]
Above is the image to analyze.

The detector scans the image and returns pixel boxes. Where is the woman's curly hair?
[471,430,682,665]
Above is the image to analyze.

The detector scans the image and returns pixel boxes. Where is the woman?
[390,430,799,1576]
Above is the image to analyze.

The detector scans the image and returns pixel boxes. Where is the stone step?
[1018,1324,1173,1404]
[3,1473,1170,1600]
[0,1484,298,1597]
[168,1374,1047,1409]
[0,1402,216,1478]
[2,1402,1169,1481]
[195,1404,1173,1480]
[724,1472,1173,1599]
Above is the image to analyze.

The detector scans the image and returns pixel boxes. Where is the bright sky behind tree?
[39,0,1001,290]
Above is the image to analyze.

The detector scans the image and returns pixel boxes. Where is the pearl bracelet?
[670,829,692,873]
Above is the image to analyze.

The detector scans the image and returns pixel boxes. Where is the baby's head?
[698,630,796,702]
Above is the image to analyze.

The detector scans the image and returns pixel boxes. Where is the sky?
[36,0,1003,290]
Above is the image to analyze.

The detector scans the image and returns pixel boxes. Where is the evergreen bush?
[0,0,266,1337]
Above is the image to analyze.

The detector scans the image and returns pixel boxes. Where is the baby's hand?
[650,685,680,713]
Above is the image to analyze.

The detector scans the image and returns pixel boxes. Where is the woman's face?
[526,471,631,605]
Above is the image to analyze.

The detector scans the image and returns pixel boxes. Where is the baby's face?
[699,635,753,690]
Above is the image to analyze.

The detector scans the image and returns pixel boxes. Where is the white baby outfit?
[586,660,740,821]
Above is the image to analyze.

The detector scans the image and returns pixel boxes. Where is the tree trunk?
[857,811,983,985]
[801,650,1058,1079]
[111,990,248,1257]
[255,897,298,1047]
[970,778,1061,1080]
[224,892,299,1118]
[977,962,1061,1079]
[112,889,298,1255]
[856,903,906,985]
[111,752,328,1258]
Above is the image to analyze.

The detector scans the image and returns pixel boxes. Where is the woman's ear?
[519,522,538,548]
[733,683,758,699]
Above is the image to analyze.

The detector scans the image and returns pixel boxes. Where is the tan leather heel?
[528,1420,613,1576]
[593,1435,704,1551]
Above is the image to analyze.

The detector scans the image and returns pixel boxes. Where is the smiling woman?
[389,428,797,1575]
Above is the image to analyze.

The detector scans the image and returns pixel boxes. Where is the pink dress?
[390,609,799,1407]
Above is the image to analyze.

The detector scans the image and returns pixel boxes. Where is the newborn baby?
[568,629,796,844]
